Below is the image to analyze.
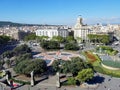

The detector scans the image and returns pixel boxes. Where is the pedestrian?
[108,78,111,81]
[104,86,106,88]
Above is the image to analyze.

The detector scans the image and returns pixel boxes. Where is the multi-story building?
[73,16,92,42]
[73,16,115,42]
[35,27,69,38]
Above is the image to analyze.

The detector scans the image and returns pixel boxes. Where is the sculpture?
[56,72,60,87]
[30,71,35,86]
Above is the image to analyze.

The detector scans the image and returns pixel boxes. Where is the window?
[39,31,41,35]
[46,31,48,35]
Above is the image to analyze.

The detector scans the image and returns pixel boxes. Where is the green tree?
[15,53,32,65]
[69,57,88,76]
[14,60,31,75]
[76,68,94,83]
[87,34,94,43]
[51,36,64,43]
[14,59,47,76]
[64,43,79,50]
[0,35,10,44]
[24,33,37,41]
[66,77,76,85]
[40,40,60,50]
[101,35,110,44]
[24,59,47,75]
[62,61,71,74]
[48,41,60,49]
[88,34,110,44]
[76,37,82,43]
[2,51,14,58]
[13,44,31,55]
[37,36,49,42]
[65,36,76,43]
[52,60,60,72]
[51,57,92,76]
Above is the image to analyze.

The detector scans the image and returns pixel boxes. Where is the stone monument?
[5,71,12,86]
[56,72,60,88]
[30,71,35,86]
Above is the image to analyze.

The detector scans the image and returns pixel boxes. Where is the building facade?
[73,16,115,42]
[74,16,91,42]
[35,27,69,38]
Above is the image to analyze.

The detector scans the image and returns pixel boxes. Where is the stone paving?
[11,73,120,90]
[33,51,83,66]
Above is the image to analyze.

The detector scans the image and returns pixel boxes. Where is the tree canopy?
[24,33,37,41]
[64,43,79,50]
[0,35,10,44]
[14,59,47,76]
[51,36,64,43]
[1,50,14,58]
[15,53,32,65]
[76,68,94,83]
[87,34,110,44]
[13,44,31,55]
[52,57,92,76]
[40,40,60,50]
[65,36,76,43]
[36,36,49,42]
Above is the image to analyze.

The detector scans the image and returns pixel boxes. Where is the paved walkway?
[11,73,120,90]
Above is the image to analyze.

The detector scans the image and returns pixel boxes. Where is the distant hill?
[0,21,63,27]
[0,21,42,27]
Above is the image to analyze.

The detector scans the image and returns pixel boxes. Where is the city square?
[0,0,120,90]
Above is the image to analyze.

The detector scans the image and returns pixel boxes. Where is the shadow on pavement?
[87,75,105,84]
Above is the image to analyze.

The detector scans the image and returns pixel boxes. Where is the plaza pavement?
[12,73,120,90]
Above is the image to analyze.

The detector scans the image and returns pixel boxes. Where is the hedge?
[61,77,76,86]
[10,78,30,85]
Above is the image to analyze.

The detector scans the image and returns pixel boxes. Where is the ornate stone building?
[73,16,91,42]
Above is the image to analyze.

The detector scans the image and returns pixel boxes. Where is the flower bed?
[85,51,97,63]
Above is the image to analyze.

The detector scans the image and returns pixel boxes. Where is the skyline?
[0,0,120,25]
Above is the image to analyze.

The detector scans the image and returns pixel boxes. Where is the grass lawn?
[83,51,120,78]
[0,71,6,78]
[102,60,120,68]
[96,46,118,55]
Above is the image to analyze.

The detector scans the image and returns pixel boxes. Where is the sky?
[0,0,120,25]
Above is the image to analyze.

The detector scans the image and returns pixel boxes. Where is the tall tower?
[74,15,83,29]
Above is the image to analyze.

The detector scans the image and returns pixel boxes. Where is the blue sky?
[0,0,120,25]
